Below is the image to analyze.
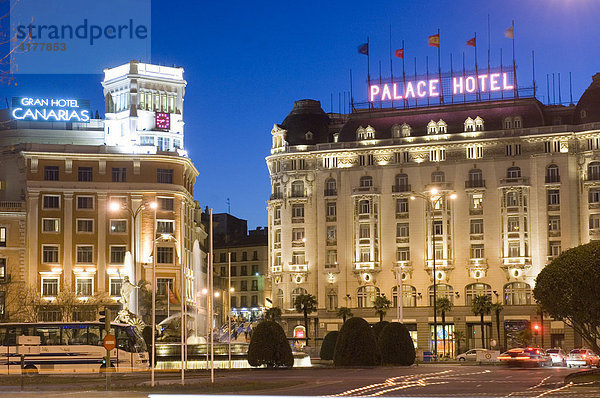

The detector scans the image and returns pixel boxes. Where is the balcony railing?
[392,184,411,193]
[469,258,487,267]
[289,191,307,198]
[545,175,561,183]
[499,177,530,186]
[352,186,379,194]
[501,256,532,266]
[465,180,486,189]
[271,265,282,273]
[289,264,308,272]
[269,193,283,200]
[324,189,337,197]
[354,261,380,270]
[0,201,24,211]
[425,259,454,268]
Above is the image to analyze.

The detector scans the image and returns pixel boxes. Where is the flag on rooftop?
[428,33,439,48]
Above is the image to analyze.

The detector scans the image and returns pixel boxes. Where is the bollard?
[20,355,24,391]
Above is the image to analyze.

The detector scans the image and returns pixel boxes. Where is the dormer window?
[503,117,512,129]
[305,131,313,141]
[356,126,365,140]
[401,123,411,137]
[427,120,437,135]
[437,120,447,134]
[357,125,375,140]
[581,110,588,119]
[464,117,475,132]
[513,116,522,128]
[474,116,484,131]
[365,125,375,139]
[391,124,401,138]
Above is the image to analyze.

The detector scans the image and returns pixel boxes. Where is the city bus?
[0,322,149,374]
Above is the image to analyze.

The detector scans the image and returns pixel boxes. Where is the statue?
[119,276,139,313]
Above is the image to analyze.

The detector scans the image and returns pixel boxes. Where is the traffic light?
[533,323,540,336]
[99,307,111,332]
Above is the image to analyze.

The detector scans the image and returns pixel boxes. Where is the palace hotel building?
[0,61,208,324]
[266,72,600,353]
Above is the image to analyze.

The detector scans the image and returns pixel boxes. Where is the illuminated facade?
[0,61,208,326]
[266,73,600,352]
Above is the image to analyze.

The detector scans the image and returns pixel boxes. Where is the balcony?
[425,259,454,269]
[269,193,283,201]
[548,230,561,238]
[470,234,484,240]
[326,215,337,222]
[395,212,409,219]
[499,177,530,187]
[291,239,305,247]
[271,265,282,273]
[547,204,560,212]
[545,175,561,184]
[354,261,380,271]
[289,191,307,199]
[501,256,532,267]
[392,184,412,193]
[324,263,339,272]
[291,217,304,223]
[465,180,486,189]
[469,208,483,216]
[289,264,308,272]
[352,186,379,195]
[326,239,336,246]
[324,189,337,197]
[424,182,454,191]
[273,242,281,249]
[0,201,24,212]
[469,258,487,267]
[394,260,412,269]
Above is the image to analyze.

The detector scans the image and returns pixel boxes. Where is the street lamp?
[410,188,456,359]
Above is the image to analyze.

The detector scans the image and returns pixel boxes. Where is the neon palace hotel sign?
[369,72,514,102]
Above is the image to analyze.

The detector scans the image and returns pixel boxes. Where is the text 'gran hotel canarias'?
[369,71,514,102]
[11,97,91,123]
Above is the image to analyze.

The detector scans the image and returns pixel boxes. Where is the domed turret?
[574,73,600,124]
[280,100,330,145]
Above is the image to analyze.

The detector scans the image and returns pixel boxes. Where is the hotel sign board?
[11,97,91,123]
[368,67,515,103]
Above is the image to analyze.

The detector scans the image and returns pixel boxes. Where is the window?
[359,224,370,239]
[548,241,562,257]
[291,181,304,197]
[392,285,417,308]
[240,265,248,276]
[76,278,93,296]
[42,218,60,233]
[240,296,248,307]
[431,171,445,182]
[467,169,484,187]
[110,278,123,296]
[44,166,59,181]
[0,259,6,282]
[433,220,443,235]
[326,250,337,265]
[156,278,174,296]
[242,252,247,261]
[396,198,409,213]
[240,280,248,291]
[77,196,94,210]
[504,282,531,305]
[589,214,600,230]
[110,246,126,264]
[360,176,373,188]
[292,204,304,219]
[158,197,174,211]
[291,287,307,305]
[547,189,560,205]
[505,191,519,207]
[274,229,281,243]
[76,219,93,233]
[513,117,522,128]
[396,246,410,261]
[231,252,237,262]
[394,174,409,190]
[546,164,560,183]
[326,202,337,218]
[76,246,93,263]
[396,223,409,237]
[326,226,337,242]
[231,266,237,276]
[507,167,521,178]
[548,216,561,232]
[508,242,520,257]
[465,283,492,306]
[359,200,370,214]
[231,296,237,308]
[42,245,59,263]
[470,244,484,259]
[157,220,174,234]
[589,189,600,204]
[42,278,59,296]
[357,285,380,308]
[43,195,60,209]
[508,216,520,232]
[430,148,446,162]
[251,295,259,307]
[251,264,258,274]
[112,168,127,182]
[588,162,600,181]
[327,290,338,311]
[157,247,174,264]
[360,247,371,262]
[110,220,127,233]
[470,219,484,234]
[325,178,337,195]
[253,251,258,261]
[292,251,305,265]
[274,206,281,220]
[251,280,258,291]
[429,284,453,306]
[157,168,174,184]
[77,167,93,182]
[292,228,305,242]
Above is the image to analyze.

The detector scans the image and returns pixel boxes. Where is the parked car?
[456,348,489,361]
[566,349,600,368]
[545,348,567,366]
[498,348,552,367]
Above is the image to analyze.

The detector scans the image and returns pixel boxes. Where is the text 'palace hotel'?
[266,63,600,353]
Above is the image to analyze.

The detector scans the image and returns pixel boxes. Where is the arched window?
[357,285,380,308]
[503,282,531,305]
[365,125,375,139]
[327,289,338,311]
[356,126,366,140]
[468,169,483,187]
[395,173,409,190]
[401,123,411,137]
[465,283,492,306]
[291,287,307,305]
[392,285,417,308]
[325,178,337,195]
[503,117,513,129]
[360,176,373,188]
[546,164,560,183]
[432,171,445,182]
[507,167,521,178]
[588,162,600,181]
[291,180,304,197]
[464,117,475,132]
[276,289,284,308]
[429,284,453,306]
[513,116,522,128]
[427,120,438,135]
[391,124,401,138]
[474,116,484,131]
[359,199,370,214]
[437,120,447,134]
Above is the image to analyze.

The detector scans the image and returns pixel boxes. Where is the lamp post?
[395,266,403,323]
[228,252,232,369]
[148,202,157,387]
[410,188,456,360]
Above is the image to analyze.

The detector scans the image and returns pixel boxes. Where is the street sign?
[103,334,116,351]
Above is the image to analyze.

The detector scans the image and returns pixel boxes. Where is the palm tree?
[372,295,391,322]
[471,295,492,349]
[264,307,282,322]
[436,297,453,358]
[453,330,466,356]
[294,293,317,344]
[336,306,353,323]
[491,302,504,350]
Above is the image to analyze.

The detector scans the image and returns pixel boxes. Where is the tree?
[436,297,453,358]
[453,330,466,355]
[491,302,504,350]
[534,241,600,353]
[372,321,389,341]
[377,323,416,366]
[294,293,317,343]
[336,307,353,323]
[248,321,294,368]
[264,307,282,322]
[471,295,492,349]
[319,331,339,360]
[372,295,391,322]
[333,317,377,366]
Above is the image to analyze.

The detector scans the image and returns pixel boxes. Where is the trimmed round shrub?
[333,317,377,366]
[372,321,390,341]
[248,321,294,368]
[320,331,339,360]
[377,322,416,366]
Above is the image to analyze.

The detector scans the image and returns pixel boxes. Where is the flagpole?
[402,40,407,109]
[558,72,562,105]
[350,69,354,111]
[379,60,382,109]
[389,23,394,108]
[532,50,536,98]
[462,52,466,103]
[474,32,479,102]
[414,57,417,107]
[500,48,504,100]
[437,28,443,104]
[569,72,573,104]
[426,55,430,106]
[487,14,491,100]
[450,53,454,104]
[512,20,518,98]
[209,208,214,383]
[367,36,371,110]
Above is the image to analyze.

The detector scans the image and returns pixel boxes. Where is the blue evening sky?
[2,0,599,228]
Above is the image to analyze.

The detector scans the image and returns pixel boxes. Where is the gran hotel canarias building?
[0,61,208,324]
[266,71,600,353]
